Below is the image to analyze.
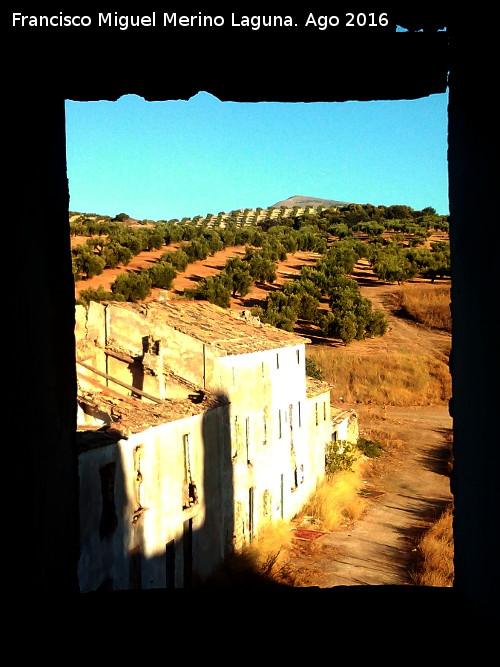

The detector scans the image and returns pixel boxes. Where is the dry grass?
[411,503,454,587]
[308,346,451,406]
[360,421,405,457]
[398,285,451,332]
[199,520,295,588]
[205,458,370,587]
[243,520,294,571]
[298,456,368,531]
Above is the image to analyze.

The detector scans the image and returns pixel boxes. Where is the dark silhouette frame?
[11,7,496,637]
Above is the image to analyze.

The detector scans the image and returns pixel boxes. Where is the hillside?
[70,197,352,231]
[271,195,351,209]
[71,204,453,590]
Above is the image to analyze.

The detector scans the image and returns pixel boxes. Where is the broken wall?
[78,403,232,591]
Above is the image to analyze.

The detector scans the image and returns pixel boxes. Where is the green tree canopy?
[111,272,152,301]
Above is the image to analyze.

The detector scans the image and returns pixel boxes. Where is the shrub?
[145,229,166,251]
[111,272,152,301]
[247,251,277,283]
[371,247,419,283]
[258,291,298,331]
[73,247,106,280]
[305,358,323,380]
[113,212,129,222]
[321,276,389,343]
[193,274,232,308]
[77,285,117,305]
[224,258,253,297]
[160,249,189,271]
[147,262,177,289]
[356,437,383,458]
[365,309,389,337]
[325,440,357,474]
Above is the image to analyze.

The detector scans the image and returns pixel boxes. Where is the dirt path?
[280,259,453,587]
[286,405,452,587]
[351,258,451,362]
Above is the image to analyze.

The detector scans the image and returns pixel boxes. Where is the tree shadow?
[292,320,344,347]
[253,281,282,293]
[180,273,206,284]
[417,428,453,477]
[391,494,453,583]
[200,262,227,271]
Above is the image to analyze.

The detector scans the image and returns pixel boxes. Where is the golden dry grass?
[298,456,368,531]
[308,346,451,406]
[199,520,295,588]
[242,520,294,571]
[359,421,405,458]
[207,458,370,587]
[399,285,451,332]
[411,503,454,587]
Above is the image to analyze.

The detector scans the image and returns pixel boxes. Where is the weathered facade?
[76,299,357,591]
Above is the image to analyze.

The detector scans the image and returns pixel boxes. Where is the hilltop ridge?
[70,196,350,229]
[271,195,351,209]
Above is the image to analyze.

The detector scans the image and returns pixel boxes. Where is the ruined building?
[75,299,357,591]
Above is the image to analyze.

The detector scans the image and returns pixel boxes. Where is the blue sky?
[65,90,449,221]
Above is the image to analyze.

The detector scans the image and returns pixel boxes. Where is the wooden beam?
[104,348,136,364]
[76,360,164,404]
[77,373,145,406]
[76,424,107,431]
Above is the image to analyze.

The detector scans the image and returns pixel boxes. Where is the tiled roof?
[331,406,357,424]
[113,300,309,354]
[306,376,333,397]
[77,385,226,440]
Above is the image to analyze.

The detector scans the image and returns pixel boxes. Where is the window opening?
[182,434,198,509]
[233,416,240,460]
[248,487,255,542]
[246,416,251,464]
[132,445,146,524]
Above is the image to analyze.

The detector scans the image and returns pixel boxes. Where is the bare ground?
[283,404,453,587]
[278,259,453,588]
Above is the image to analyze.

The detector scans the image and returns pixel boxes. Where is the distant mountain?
[270,195,351,209]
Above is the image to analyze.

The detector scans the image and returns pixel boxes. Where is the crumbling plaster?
[75,298,346,589]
